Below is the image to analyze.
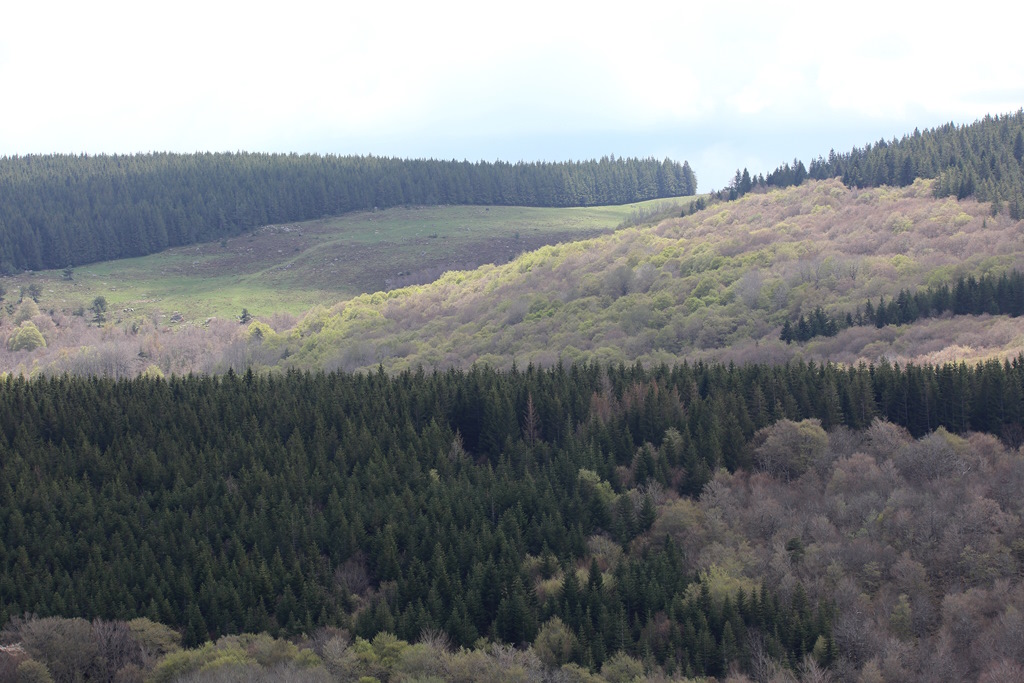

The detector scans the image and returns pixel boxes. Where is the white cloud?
[1,0,1021,186]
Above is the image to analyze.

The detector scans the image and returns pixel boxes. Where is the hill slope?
[275,178,1024,372]
[0,198,688,376]
[4,178,1024,377]
[2,202,660,318]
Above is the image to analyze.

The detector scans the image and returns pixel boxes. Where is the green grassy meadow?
[4,199,685,322]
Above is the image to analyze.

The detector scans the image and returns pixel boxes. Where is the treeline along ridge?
[0,153,696,274]
[723,110,1024,218]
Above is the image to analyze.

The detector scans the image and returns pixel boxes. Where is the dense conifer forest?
[0,154,696,274]
[3,359,1024,680]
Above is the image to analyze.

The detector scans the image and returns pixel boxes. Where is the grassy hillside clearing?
[0,200,680,323]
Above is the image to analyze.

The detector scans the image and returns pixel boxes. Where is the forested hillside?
[2,360,1024,681]
[725,110,1024,217]
[0,154,696,273]
[242,179,1024,375]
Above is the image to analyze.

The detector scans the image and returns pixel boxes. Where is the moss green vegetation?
[6,321,45,351]
[270,179,1024,374]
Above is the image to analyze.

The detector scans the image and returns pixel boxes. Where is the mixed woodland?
[3,113,1024,682]
[2,361,1024,682]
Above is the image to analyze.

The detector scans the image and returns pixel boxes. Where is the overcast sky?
[3,0,1022,190]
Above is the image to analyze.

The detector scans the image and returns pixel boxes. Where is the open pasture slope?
[3,202,650,319]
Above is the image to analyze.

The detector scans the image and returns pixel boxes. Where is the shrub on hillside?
[7,322,46,352]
